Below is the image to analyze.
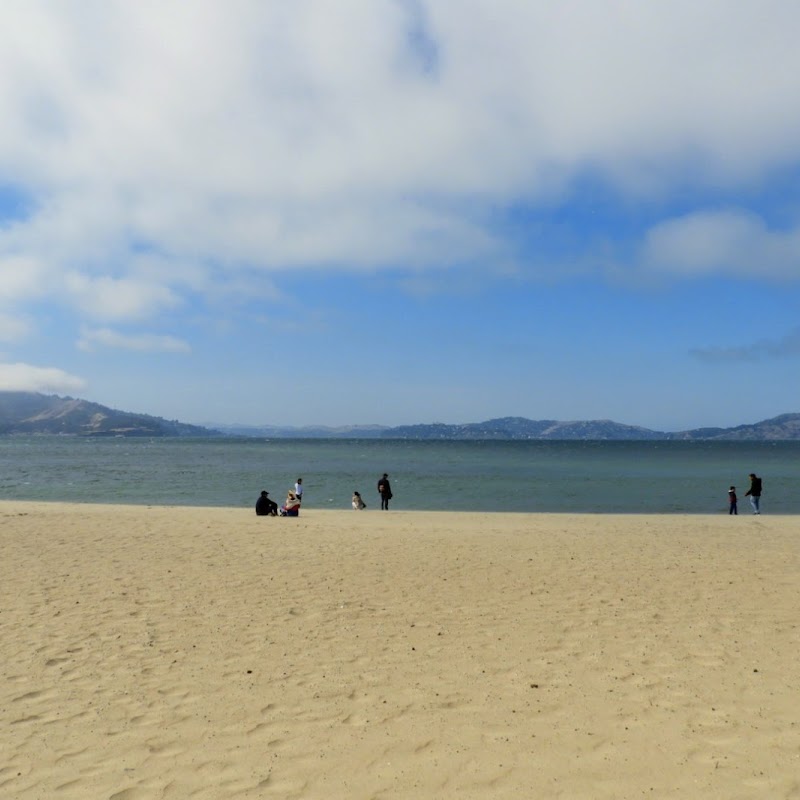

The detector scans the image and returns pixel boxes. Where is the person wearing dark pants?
[255,490,278,516]
[745,473,762,514]
[377,473,393,510]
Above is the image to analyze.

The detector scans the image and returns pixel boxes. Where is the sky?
[1,0,800,431]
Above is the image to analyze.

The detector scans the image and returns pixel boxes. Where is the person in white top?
[294,478,303,503]
[352,491,366,510]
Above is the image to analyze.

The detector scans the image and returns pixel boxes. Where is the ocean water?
[2,436,799,514]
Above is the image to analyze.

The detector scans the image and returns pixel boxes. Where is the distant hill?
[210,413,800,441]
[0,392,219,437]
[381,414,800,441]
[2,392,799,440]
[670,413,800,441]
[384,417,664,440]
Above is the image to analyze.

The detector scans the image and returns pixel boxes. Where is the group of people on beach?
[255,478,303,516]
[728,472,762,515]
[256,471,765,515]
[351,473,393,510]
[255,473,394,515]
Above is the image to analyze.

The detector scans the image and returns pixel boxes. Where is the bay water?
[2,436,799,514]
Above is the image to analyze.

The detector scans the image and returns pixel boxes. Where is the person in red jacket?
[728,486,737,515]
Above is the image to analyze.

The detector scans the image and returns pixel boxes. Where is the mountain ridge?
[2,392,800,440]
[0,392,217,437]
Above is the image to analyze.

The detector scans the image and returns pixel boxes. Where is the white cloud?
[0,0,799,314]
[77,326,191,353]
[63,273,181,321]
[0,362,86,393]
[642,210,800,279]
[0,255,49,303]
[0,313,30,342]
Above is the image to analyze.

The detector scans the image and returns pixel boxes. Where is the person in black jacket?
[377,473,392,510]
[744,473,762,514]
[255,490,278,516]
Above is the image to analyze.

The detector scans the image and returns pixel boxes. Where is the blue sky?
[1,1,799,430]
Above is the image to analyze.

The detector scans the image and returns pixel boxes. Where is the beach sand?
[2,501,799,799]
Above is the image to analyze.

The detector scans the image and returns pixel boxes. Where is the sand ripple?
[2,503,799,798]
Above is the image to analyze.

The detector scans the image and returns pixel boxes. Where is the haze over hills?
[2,392,800,440]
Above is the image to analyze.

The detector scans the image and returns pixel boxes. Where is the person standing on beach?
[745,473,762,514]
[377,473,392,510]
[728,486,738,515]
[294,478,303,504]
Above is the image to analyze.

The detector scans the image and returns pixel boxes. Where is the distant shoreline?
[5,501,800,518]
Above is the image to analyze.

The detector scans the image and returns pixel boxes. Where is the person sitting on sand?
[280,490,301,516]
[352,491,366,510]
[255,490,278,516]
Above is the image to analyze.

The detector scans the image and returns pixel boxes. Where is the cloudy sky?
[1,0,799,430]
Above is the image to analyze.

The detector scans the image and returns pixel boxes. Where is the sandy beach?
[2,501,799,799]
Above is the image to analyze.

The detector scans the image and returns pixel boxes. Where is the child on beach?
[352,491,366,510]
[728,486,738,515]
